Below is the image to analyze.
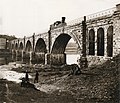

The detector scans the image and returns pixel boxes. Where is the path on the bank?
[0,62,64,94]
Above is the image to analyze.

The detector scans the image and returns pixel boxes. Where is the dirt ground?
[0,54,119,103]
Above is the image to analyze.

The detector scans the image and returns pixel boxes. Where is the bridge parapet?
[67,17,84,26]
[86,7,116,20]
[67,7,116,27]
[37,32,48,38]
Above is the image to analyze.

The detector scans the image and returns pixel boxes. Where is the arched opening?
[23,40,32,64]
[107,26,113,57]
[97,28,104,56]
[51,33,72,65]
[25,40,32,52]
[89,29,95,55]
[51,33,71,54]
[17,42,23,61]
[35,38,47,53]
[32,38,47,64]
[12,44,14,49]
[15,43,18,50]
[19,42,23,50]
[12,50,16,61]
[65,38,79,64]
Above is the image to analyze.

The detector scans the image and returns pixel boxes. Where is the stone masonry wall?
[113,11,120,57]
[86,5,120,67]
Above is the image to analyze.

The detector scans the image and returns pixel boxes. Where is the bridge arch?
[88,29,95,55]
[107,26,113,57]
[15,43,18,50]
[50,33,72,65]
[19,42,24,50]
[35,38,47,53]
[97,27,104,56]
[25,40,32,52]
[51,33,71,54]
[11,44,14,49]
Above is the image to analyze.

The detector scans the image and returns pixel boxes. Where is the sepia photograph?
[0,0,119,103]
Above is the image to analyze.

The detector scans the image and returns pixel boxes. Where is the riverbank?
[0,54,119,103]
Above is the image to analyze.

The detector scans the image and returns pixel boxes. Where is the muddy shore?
[0,54,119,103]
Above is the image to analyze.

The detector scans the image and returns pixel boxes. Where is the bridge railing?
[67,7,116,26]
[67,17,84,26]
[11,6,117,42]
[35,28,49,36]
[86,7,116,20]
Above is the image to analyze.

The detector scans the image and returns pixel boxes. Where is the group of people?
[21,70,39,87]
[21,63,81,87]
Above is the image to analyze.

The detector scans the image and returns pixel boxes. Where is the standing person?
[34,71,39,83]
[25,70,29,83]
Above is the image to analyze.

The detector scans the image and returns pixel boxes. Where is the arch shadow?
[107,26,113,57]
[19,42,24,50]
[35,38,47,53]
[25,40,32,52]
[51,33,71,54]
[97,28,104,56]
[89,29,95,55]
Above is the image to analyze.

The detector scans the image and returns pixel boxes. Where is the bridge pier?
[48,53,66,66]
[31,52,36,64]
[45,53,51,65]
[16,50,22,61]
[31,52,45,64]
[23,51,30,64]
[12,50,16,62]
[11,48,76,66]
[22,51,46,64]
[79,56,88,69]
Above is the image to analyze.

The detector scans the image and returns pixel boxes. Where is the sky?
[0,0,120,38]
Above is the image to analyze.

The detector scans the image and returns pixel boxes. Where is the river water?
[66,54,80,64]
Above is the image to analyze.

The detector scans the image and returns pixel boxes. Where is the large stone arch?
[25,40,32,52]
[51,33,71,54]
[50,33,71,65]
[23,40,32,64]
[107,26,113,57]
[32,38,47,64]
[88,29,95,55]
[35,38,47,53]
[97,28,104,56]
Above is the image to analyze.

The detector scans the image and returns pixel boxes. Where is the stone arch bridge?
[10,4,120,67]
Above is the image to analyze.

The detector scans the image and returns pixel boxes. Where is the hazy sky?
[0,0,119,38]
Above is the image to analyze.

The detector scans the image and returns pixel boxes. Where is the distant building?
[0,38,11,56]
[0,38,6,49]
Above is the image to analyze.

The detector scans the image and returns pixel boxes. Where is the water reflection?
[66,54,79,64]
